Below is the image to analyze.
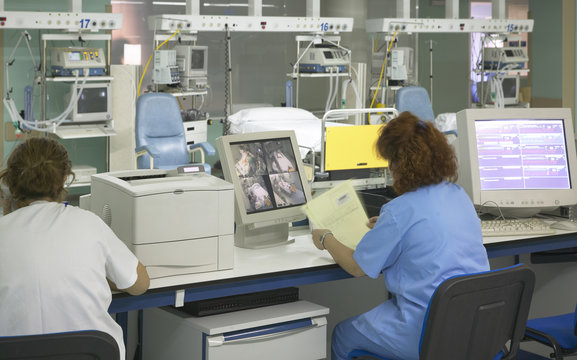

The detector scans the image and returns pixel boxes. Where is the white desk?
[110,226,577,360]
[111,226,577,314]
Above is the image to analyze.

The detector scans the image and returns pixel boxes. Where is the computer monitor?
[455,108,577,218]
[175,45,208,78]
[500,74,520,105]
[69,82,112,123]
[475,74,519,106]
[216,130,312,249]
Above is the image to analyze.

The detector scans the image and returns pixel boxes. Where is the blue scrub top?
[352,182,489,360]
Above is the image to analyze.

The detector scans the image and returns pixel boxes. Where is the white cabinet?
[143,300,329,360]
[183,120,207,146]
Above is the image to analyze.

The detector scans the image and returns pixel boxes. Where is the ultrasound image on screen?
[475,119,571,190]
[231,137,306,214]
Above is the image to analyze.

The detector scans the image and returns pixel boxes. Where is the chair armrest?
[524,326,564,354]
[135,145,161,158]
[188,142,216,157]
[135,145,161,169]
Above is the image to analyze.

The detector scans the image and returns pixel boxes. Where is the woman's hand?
[367,216,379,229]
[311,229,331,250]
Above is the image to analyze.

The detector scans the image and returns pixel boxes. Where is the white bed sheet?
[230,119,348,159]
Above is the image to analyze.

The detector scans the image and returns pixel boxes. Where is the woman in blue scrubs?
[312,112,490,360]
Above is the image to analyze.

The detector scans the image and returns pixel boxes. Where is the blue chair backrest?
[135,93,189,169]
[395,86,435,122]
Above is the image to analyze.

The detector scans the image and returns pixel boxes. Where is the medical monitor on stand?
[69,82,112,123]
[501,74,520,105]
[175,45,208,77]
[455,108,577,218]
[216,131,312,249]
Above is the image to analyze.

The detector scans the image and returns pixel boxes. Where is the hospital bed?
[228,106,348,159]
[227,106,398,190]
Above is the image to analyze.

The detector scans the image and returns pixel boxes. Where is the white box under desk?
[143,300,329,360]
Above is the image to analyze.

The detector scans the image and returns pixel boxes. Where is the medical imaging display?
[231,137,307,214]
[475,119,571,190]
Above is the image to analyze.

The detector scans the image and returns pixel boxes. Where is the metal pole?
[223,25,233,135]
[429,40,433,104]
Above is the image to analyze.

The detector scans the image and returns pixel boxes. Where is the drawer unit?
[143,300,329,360]
[183,120,207,146]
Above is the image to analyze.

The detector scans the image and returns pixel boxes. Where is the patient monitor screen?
[190,49,206,70]
[475,118,571,190]
[231,138,307,214]
[78,86,109,114]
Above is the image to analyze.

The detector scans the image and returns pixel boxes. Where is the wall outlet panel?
[366,18,534,34]
[149,15,353,33]
[0,11,122,30]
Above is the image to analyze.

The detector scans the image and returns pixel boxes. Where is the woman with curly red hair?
[312,112,489,360]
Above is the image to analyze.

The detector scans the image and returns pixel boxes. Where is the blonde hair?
[0,137,73,208]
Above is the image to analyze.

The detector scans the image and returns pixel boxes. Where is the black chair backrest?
[0,330,120,360]
[419,264,535,360]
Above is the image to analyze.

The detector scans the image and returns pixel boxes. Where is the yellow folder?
[301,181,369,250]
[325,125,388,171]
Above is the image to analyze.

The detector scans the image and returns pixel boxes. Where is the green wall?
[417,0,471,116]
[529,0,563,100]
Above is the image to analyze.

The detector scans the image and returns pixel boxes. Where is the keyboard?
[481,218,555,237]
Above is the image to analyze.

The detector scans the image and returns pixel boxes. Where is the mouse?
[550,220,577,231]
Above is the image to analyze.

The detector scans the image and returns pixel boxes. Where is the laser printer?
[86,167,234,279]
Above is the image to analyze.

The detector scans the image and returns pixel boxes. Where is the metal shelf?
[46,76,114,82]
[288,72,350,78]
[68,182,91,188]
[165,90,208,97]
[474,69,530,74]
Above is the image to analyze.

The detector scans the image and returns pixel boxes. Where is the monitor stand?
[235,222,295,249]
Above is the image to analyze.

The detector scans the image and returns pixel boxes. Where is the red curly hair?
[376,111,458,195]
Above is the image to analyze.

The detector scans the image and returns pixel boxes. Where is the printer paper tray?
[133,236,222,279]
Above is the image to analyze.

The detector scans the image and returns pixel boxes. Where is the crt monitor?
[216,130,312,249]
[69,82,112,123]
[500,74,520,105]
[175,45,208,77]
[475,74,519,106]
[455,108,577,218]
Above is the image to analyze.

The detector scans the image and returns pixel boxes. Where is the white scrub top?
[353,182,490,360]
[0,201,138,359]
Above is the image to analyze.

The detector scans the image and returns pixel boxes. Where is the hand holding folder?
[301,181,370,250]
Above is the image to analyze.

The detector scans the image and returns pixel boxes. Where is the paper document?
[302,181,370,249]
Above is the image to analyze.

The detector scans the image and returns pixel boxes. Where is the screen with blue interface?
[475,118,571,190]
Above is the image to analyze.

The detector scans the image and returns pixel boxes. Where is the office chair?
[348,264,536,360]
[524,303,577,360]
[135,92,215,173]
[0,330,120,360]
